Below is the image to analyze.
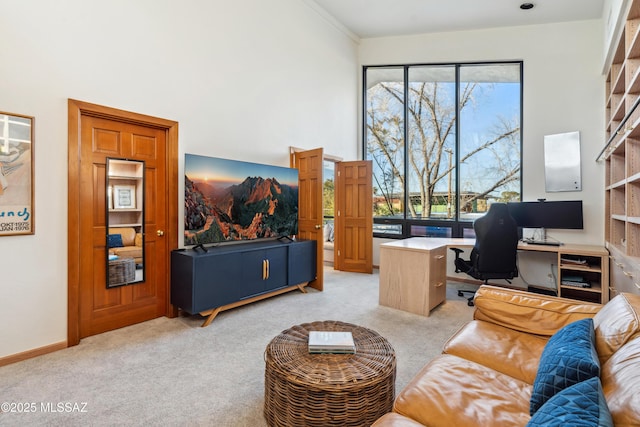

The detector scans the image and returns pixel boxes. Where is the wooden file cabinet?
[379,239,447,316]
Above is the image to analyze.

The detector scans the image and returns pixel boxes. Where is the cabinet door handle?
[435,282,444,287]
[434,255,445,260]
[266,259,270,279]
[262,260,267,280]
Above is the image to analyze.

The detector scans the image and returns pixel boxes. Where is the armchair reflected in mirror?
[106,158,145,288]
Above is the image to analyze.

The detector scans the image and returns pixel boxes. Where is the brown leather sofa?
[372,285,640,427]
[108,227,142,264]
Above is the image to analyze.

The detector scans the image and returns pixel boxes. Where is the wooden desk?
[379,238,609,317]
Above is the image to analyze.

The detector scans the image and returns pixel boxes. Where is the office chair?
[450,203,519,306]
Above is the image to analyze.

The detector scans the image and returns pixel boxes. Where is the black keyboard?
[523,239,562,246]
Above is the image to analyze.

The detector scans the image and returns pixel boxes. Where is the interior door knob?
[315,224,322,229]
[157,230,165,236]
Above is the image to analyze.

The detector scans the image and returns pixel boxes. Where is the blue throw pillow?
[107,234,124,248]
[530,318,600,415]
[527,377,613,427]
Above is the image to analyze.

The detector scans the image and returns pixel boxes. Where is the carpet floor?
[0,267,475,426]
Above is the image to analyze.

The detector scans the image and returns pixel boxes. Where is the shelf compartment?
[108,159,143,179]
[626,17,640,57]
[611,185,627,216]
[629,0,640,22]
[629,138,640,176]
[628,60,640,94]
[612,62,625,95]
[559,254,602,272]
[108,210,143,227]
[560,286,602,304]
[628,222,640,257]
[629,181,640,218]
[605,189,612,243]
[611,150,627,184]
[611,93,626,121]
[611,217,627,249]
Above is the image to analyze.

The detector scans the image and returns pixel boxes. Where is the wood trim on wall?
[0,341,67,367]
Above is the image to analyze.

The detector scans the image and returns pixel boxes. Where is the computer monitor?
[506,200,583,245]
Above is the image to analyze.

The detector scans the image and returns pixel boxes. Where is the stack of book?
[561,275,591,288]
[308,331,356,354]
[561,257,589,267]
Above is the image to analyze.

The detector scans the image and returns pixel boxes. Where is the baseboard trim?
[0,341,67,367]
[447,276,482,285]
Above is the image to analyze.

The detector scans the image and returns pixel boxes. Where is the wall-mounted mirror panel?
[544,131,582,192]
[106,158,145,288]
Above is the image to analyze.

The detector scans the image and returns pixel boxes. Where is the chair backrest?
[472,203,519,278]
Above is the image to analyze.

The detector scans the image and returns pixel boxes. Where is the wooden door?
[335,161,373,273]
[291,148,324,291]
[68,100,178,344]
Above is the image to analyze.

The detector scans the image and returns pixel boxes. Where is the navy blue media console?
[171,239,316,326]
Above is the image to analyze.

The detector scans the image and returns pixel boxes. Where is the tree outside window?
[364,62,522,237]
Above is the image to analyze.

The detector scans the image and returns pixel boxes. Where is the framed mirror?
[106,158,145,288]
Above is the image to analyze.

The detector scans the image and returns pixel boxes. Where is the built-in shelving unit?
[107,159,143,230]
[601,0,640,297]
[558,251,607,304]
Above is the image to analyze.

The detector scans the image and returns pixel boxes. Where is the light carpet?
[0,267,474,426]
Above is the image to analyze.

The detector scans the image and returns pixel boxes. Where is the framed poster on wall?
[0,111,34,236]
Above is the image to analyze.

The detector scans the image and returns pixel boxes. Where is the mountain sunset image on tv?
[184,154,299,246]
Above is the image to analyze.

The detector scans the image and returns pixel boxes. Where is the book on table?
[308,331,356,354]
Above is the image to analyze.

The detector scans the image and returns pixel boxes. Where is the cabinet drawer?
[429,247,447,310]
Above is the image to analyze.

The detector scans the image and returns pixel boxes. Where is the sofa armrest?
[473,285,601,337]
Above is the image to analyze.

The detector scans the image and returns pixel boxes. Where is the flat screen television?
[184,154,299,246]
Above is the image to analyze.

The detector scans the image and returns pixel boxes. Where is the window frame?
[363,61,524,239]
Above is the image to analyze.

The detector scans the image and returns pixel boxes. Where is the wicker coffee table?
[264,320,396,427]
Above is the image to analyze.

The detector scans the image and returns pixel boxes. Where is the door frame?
[67,99,179,346]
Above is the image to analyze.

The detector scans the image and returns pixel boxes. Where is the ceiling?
[308,0,605,39]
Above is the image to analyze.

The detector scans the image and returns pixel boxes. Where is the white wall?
[361,19,606,273]
[0,0,359,359]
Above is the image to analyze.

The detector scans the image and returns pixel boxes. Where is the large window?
[364,62,522,238]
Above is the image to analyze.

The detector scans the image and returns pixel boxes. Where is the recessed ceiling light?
[520,3,534,10]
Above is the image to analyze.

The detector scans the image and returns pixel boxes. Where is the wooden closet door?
[291,148,324,291]
[335,161,373,273]
[68,100,178,343]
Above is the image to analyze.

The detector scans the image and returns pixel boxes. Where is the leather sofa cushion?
[443,320,547,385]
[392,354,532,427]
[601,336,640,426]
[473,285,600,337]
[593,293,640,365]
[111,246,142,260]
[371,412,426,427]
[109,227,137,247]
